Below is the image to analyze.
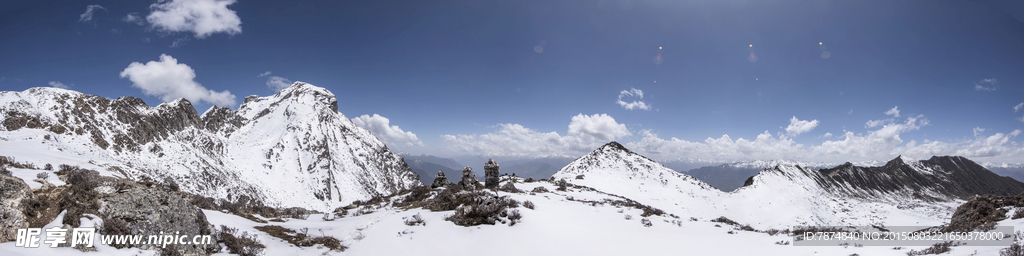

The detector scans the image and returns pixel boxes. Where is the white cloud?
[1014,103,1023,113]
[974,127,986,137]
[266,76,293,91]
[567,113,632,141]
[147,0,242,38]
[822,132,833,138]
[79,5,106,22]
[885,106,900,117]
[119,54,236,106]
[258,71,271,77]
[974,78,998,91]
[616,88,651,110]
[443,113,631,157]
[123,13,144,25]
[48,81,71,89]
[627,130,803,161]
[865,119,891,128]
[785,116,819,136]
[351,114,424,147]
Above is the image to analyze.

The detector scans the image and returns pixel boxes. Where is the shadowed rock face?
[809,156,1024,200]
[0,166,35,243]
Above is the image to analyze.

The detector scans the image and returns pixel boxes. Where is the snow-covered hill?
[0,83,421,211]
[553,142,1023,229]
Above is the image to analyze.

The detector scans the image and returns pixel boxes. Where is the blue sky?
[2,0,1023,163]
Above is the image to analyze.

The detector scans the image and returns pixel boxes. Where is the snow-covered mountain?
[552,142,1024,229]
[0,83,421,211]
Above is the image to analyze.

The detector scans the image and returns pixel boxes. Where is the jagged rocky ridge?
[801,156,1024,200]
[0,83,421,211]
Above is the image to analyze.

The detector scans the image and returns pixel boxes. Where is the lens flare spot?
[821,51,831,59]
[748,52,758,62]
[653,54,663,65]
[749,44,753,47]
[534,46,544,53]
[819,42,823,45]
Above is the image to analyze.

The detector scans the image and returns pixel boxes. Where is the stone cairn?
[430,170,452,188]
[484,159,500,189]
[458,166,480,190]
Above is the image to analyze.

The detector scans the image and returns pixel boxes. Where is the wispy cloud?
[885,106,900,117]
[48,81,71,89]
[1014,103,1023,113]
[257,71,271,77]
[170,37,190,48]
[266,76,292,91]
[974,127,986,137]
[123,13,144,25]
[615,88,651,110]
[974,78,998,91]
[79,5,106,22]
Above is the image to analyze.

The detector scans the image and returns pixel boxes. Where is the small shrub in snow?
[523,200,535,210]
[999,231,1024,256]
[36,172,49,180]
[624,214,632,220]
[220,225,265,256]
[1013,208,1024,220]
[253,225,346,251]
[532,186,549,193]
[556,179,567,191]
[43,164,52,170]
[575,175,584,180]
[641,218,652,227]
[906,241,960,255]
[404,213,425,226]
[775,240,790,245]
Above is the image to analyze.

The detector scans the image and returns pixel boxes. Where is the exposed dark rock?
[942,194,1024,232]
[201,106,246,135]
[499,181,520,193]
[458,166,481,190]
[0,166,36,242]
[484,159,500,189]
[98,181,218,254]
[430,170,452,188]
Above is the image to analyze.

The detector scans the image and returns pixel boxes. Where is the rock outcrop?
[430,170,452,188]
[0,166,37,243]
[484,159,500,189]
[458,167,480,190]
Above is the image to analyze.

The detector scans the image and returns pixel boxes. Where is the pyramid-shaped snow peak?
[551,142,723,216]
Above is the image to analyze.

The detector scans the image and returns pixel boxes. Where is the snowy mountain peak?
[0,84,420,211]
